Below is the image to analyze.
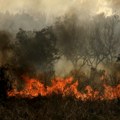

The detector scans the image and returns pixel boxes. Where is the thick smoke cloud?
[0,0,119,78]
[0,0,114,33]
[0,12,47,33]
[0,0,106,33]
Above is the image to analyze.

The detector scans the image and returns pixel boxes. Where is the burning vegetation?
[0,13,120,120]
[7,75,120,101]
[0,14,120,100]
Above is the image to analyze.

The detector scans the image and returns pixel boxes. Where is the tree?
[0,65,12,100]
[34,27,59,71]
[87,14,107,68]
[55,14,88,69]
[87,14,120,68]
[102,15,120,63]
[0,31,13,66]
[15,27,59,77]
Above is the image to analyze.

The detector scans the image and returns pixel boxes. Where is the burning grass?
[8,75,120,101]
[1,65,120,120]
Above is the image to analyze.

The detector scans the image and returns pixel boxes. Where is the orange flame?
[8,76,120,101]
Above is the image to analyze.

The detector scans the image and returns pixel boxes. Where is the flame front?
[8,76,120,101]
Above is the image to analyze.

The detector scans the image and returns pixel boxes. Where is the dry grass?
[0,95,120,120]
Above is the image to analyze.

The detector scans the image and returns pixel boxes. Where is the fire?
[8,76,120,101]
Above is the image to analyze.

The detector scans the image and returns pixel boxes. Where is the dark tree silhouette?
[116,54,120,62]
[14,27,59,85]
[0,66,11,100]
[87,14,120,68]
[0,31,13,66]
[55,14,88,69]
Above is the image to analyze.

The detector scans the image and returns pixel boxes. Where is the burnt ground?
[0,95,120,120]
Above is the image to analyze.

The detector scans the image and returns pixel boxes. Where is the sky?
[0,0,114,16]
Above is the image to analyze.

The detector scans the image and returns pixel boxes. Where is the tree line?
[0,13,120,76]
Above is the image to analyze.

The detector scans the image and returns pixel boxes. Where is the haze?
[0,0,113,16]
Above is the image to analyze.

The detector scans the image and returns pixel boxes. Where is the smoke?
[105,0,120,13]
[0,31,13,66]
[0,0,119,76]
[0,12,47,33]
[108,0,120,8]
[54,56,73,77]
[0,0,112,16]
[0,0,114,33]
[0,0,72,15]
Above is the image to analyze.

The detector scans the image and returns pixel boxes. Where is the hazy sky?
[0,0,113,16]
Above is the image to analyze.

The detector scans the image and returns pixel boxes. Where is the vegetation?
[0,96,120,120]
[0,12,120,120]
